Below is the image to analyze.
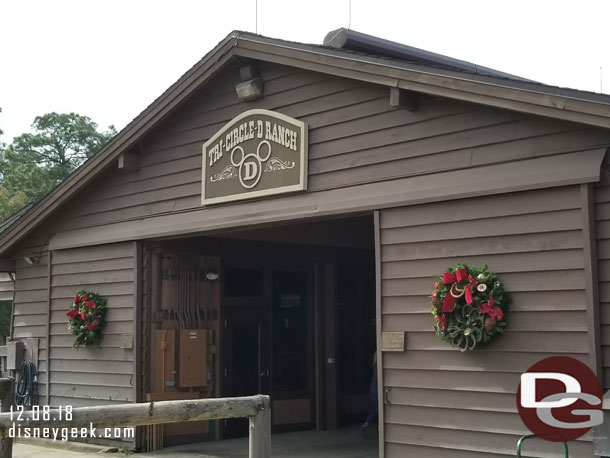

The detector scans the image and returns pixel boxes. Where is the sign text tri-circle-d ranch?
[201,109,308,206]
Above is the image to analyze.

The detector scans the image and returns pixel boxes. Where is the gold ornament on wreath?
[431,264,508,351]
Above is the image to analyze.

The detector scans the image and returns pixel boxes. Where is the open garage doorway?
[146,214,378,449]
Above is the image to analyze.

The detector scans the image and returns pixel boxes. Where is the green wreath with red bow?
[66,291,108,347]
[431,264,508,351]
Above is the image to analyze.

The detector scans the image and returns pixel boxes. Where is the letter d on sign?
[244,161,257,181]
[520,372,581,408]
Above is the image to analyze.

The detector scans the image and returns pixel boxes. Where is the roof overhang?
[233,35,610,129]
[2,31,610,256]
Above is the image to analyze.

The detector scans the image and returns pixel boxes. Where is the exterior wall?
[39,62,610,238]
[11,241,136,409]
[378,185,595,457]
[12,248,49,398]
[48,242,136,407]
[596,176,610,389]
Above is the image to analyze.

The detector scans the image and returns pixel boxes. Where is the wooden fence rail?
[0,381,270,458]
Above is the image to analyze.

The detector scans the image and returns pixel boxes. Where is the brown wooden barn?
[2,28,610,456]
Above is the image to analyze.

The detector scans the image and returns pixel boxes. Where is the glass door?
[270,269,313,430]
[222,308,270,438]
[221,266,313,435]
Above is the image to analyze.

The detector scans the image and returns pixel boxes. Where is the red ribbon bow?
[441,268,473,313]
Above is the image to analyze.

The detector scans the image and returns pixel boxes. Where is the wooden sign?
[202,109,308,206]
[381,331,406,352]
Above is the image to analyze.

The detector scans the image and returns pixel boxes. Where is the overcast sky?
[1,0,609,142]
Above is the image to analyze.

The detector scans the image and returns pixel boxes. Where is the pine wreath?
[66,290,108,347]
[431,264,508,351]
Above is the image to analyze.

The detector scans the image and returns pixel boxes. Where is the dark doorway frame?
[143,214,377,446]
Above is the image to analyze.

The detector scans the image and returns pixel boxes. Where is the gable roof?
[1,29,610,257]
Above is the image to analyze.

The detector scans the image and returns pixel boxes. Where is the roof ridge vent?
[323,27,534,82]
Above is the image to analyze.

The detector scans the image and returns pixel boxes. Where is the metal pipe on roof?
[322,27,535,82]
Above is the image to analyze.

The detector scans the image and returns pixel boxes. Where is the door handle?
[384,386,392,404]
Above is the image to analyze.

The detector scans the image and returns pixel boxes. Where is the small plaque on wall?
[120,333,133,349]
[382,331,405,352]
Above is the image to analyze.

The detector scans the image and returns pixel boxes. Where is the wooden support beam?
[45,251,52,404]
[390,87,418,111]
[0,395,268,430]
[249,395,271,458]
[374,211,386,458]
[0,394,271,458]
[118,152,140,171]
[581,183,602,377]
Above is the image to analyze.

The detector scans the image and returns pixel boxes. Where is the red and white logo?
[517,356,603,442]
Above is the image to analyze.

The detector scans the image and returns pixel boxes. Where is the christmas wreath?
[66,291,107,347]
[431,264,508,351]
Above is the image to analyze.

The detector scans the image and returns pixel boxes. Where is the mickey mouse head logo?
[231,140,272,189]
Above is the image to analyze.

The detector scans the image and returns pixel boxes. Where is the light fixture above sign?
[201,109,308,206]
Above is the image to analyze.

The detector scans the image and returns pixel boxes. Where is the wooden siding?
[0,273,14,301]
[47,242,135,408]
[38,62,610,238]
[12,248,49,398]
[595,177,610,389]
[378,185,595,458]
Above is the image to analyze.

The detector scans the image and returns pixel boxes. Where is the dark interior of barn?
[147,214,376,446]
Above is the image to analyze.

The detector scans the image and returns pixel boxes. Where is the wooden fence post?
[0,394,269,458]
[0,378,14,458]
[249,395,270,458]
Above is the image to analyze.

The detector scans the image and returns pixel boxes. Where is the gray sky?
[1,0,609,142]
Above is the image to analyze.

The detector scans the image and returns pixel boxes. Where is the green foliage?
[0,108,4,148]
[0,112,116,220]
[0,300,12,344]
[0,188,28,222]
[430,263,509,351]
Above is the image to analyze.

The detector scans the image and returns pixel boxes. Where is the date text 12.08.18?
[4,405,72,422]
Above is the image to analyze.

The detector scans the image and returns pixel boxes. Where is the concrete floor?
[143,426,379,458]
[14,441,108,458]
[13,425,379,458]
